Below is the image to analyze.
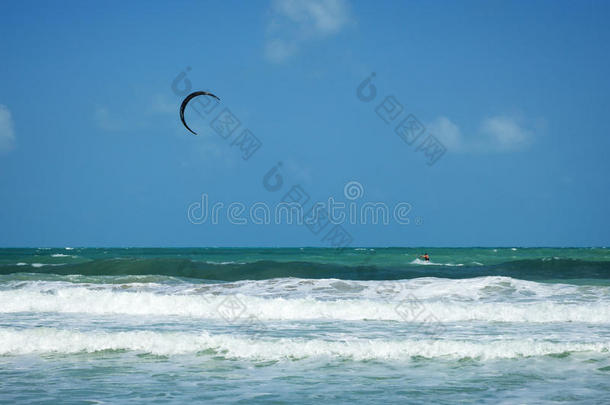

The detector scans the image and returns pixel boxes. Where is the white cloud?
[0,105,16,152]
[265,0,351,63]
[480,116,531,151]
[150,94,177,115]
[273,0,350,36]
[428,116,464,151]
[428,115,534,153]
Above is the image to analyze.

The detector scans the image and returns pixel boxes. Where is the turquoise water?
[1,248,610,403]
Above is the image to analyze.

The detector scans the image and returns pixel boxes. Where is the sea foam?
[0,328,607,360]
[0,284,609,323]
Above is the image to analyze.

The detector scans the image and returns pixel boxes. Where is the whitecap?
[1,280,609,323]
[0,327,607,360]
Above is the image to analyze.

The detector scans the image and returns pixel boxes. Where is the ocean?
[1,247,609,404]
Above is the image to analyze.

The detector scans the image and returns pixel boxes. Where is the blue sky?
[1,0,609,247]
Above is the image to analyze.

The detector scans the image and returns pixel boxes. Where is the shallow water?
[1,248,609,403]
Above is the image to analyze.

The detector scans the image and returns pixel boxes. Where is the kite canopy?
[179,91,220,135]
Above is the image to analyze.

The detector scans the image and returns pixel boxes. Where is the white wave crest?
[410,258,463,266]
[0,328,607,360]
[0,287,609,323]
